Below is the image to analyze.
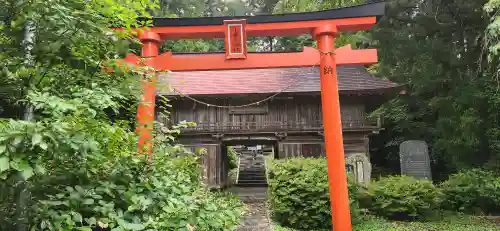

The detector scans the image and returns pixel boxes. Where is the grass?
[273,215,500,231]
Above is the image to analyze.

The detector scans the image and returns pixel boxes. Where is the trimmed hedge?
[440,169,500,215]
[268,158,500,230]
[268,158,363,230]
[362,175,442,220]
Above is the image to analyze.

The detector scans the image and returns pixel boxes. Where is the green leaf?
[0,173,8,180]
[32,133,42,146]
[39,141,48,150]
[72,212,83,223]
[83,198,94,205]
[0,145,6,154]
[77,228,92,231]
[85,217,97,226]
[11,136,23,146]
[34,164,46,174]
[0,156,9,173]
[126,223,145,230]
[20,164,34,180]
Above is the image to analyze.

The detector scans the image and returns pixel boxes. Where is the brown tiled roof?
[158,65,397,95]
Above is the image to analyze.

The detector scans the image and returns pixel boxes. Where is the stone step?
[239,168,265,171]
[238,179,267,183]
[239,167,265,170]
[239,171,266,174]
[239,164,265,167]
[229,187,268,202]
[239,160,265,164]
[240,169,264,172]
[240,155,265,158]
[239,165,265,169]
[239,169,265,172]
[238,173,266,178]
[238,175,267,180]
[239,155,265,158]
[238,175,266,179]
[239,174,266,178]
[238,183,268,188]
[239,163,265,167]
[240,164,265,167]
[236,182,268,187]
[240,161,265,166]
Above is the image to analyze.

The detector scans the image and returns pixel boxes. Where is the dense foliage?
[0,0,245,230]
[267,158,363,230]
[368,0,500,177]
[440,169,500,215]
[361,176,442,220]
[34,150,244,231]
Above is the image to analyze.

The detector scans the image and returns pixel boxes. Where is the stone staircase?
[231,151,272,231]
[236,151,268,188]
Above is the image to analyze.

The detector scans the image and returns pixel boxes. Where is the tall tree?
[369,0,496,176]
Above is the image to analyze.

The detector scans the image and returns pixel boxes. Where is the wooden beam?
[135,17,378,40]
[119,45,377,71]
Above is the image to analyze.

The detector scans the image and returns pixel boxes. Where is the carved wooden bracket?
[211,134,224,140]
[274,132,287,140]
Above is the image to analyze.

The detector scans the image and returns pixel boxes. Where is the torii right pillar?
[314,24,352,231]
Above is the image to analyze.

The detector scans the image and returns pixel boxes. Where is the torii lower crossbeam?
[119,2,386,231]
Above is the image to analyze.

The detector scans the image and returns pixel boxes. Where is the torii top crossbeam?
[123,2,385,71]
[148,2,383,37]
[120,2,386,231]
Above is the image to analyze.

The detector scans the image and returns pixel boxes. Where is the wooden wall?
[276,136,372,184]
[277,135,370,159]
[165,95,368,131]
[183,143,229,189]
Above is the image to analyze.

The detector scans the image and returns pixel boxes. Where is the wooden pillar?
[136,31,161,158]
[314,24,352,231]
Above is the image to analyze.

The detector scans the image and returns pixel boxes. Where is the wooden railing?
[178,120,378,133]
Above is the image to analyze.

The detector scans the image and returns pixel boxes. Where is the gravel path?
[235,202,272,231]
[232,187,273,231]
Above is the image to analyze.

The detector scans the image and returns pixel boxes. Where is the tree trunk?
[15,20,35,231]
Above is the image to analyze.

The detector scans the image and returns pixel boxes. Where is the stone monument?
[399,140,432,180]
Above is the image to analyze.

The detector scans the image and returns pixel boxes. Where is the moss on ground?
[274,215,500,231]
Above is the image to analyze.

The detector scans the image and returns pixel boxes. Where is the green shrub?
[440,168,500,215]
[0,116,246,230]
[227,147,239,170]
[268,157,363,230]
[33,150,245,231]
[362,175,442,220]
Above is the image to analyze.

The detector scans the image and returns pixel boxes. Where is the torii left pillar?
[136,31,161,159]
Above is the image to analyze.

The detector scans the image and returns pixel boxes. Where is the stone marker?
[345,153,372,186]
[399,140,432,180]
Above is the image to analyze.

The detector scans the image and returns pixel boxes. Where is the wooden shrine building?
[156,63,399,187]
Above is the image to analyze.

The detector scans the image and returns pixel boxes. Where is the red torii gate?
[120,2,385,231]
